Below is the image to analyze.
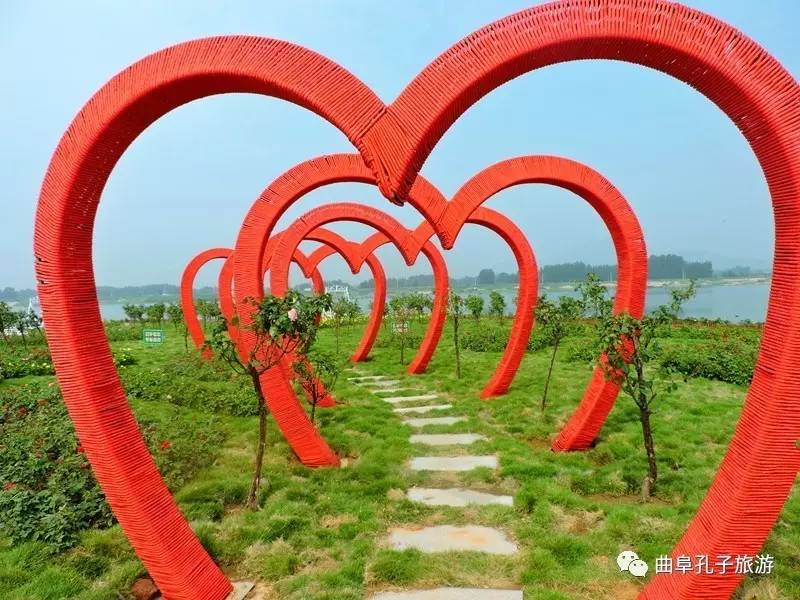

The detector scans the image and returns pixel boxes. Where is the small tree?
[406,292,431,323]
[594,279,696,500]
[448,292,465,378]
[13,311,29,348]
[465,294,484,322]
[345,299,362,326]
[205,290,332,508]
[389,295,413,365]
[25,310,45,343]
[196,300,221,333]
[489,291,506,321]
[535,295,583,412]
[122,303,145,326]
[293,350,340,424]
[145,303,166,328]
[576,273,612,321]
[331,298,349,356]
[0,302,17,346]
[166,304,188,349]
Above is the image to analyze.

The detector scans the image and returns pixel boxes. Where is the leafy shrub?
[459,325,508,352]
[0,347,135,381]
[103,320,143,342]
[659,339,756,385]
[0,380,225,550]
[122,366,257,416]
[564,340,596,363]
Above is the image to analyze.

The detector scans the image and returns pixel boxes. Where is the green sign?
[143,329,165,345]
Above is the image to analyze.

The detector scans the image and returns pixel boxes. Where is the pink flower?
[287,308,298,322]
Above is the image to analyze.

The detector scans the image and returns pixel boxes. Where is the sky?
[1,0,798,290]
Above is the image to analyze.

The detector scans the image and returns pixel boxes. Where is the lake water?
[98,282,771,324]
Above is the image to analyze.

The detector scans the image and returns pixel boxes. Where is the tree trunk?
[453,316,461,378]
[400,331,405,365]
[335,322,340,355]
[639,404,658,500]
[247,371,269,509]
[541,338,559,412]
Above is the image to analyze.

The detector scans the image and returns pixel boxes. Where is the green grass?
[0,319,797,599]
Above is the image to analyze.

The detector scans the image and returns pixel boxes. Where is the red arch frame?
[447,156,647,442]
[272,211,448,375]
[33,4,800,598]
[358,205,540,398]
[301,229,387,363]
[179,248,230,359]
[182,246,326,353]
[260,227,388,364]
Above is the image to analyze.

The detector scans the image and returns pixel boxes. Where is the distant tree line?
[539,255,712,282]
[0,254,766,303]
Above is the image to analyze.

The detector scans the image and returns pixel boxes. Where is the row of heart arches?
[33,1,799,599]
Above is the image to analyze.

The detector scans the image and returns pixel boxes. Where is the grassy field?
[0,318,798,599]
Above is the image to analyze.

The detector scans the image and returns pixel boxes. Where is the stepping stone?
[382,394,439,404]
[403,416,467,427]
[387,525,517,555]
[394,404,452,415]
[409,455,497,471]
[370,589,522,600]
[348,375,388,381]
[368,379,401,387]
[409,433,486,446]
[373,388,406,394]
[407,487,513,507]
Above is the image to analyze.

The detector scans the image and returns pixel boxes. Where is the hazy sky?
[2,1,798,289]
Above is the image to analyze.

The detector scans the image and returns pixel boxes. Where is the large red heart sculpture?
[213,228,388,407]
[33,2,800,598]
[233,153,646,452]
[349,204,540,399]
[302,230,387,363]
[181,245,341,408]
[181,245,327,355]
[268,203,449,374]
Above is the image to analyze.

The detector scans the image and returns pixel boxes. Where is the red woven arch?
[446,156,647,443]
[217,244,326,345]
[301,229,388,363]
[34,3,800,598]
[179,248,230,360]
[359,205,539,398]
[31,39,385,598]
[266,204,448,374]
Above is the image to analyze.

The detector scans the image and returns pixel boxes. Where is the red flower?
[37,398,47,406]
[3,482,17,491]
[17,407,28,417]
[160,440,171,451]
[76,444,85,454]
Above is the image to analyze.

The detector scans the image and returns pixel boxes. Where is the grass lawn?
[0,318,797,599]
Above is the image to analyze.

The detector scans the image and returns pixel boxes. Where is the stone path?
[393,404,453,415]
[371,590,521,600]
[350,372,521,599]
[409,433,486,446]
[407,487,513,507]
[409,455,498,472]
[381,394,439,404]
[403,416,467,427]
